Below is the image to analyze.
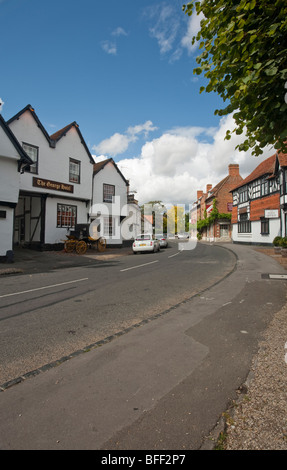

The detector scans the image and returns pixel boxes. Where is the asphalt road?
[0,241,234,385]
[0,242,286,451]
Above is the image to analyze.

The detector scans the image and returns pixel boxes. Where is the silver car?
[133,234,160,254]
[155,234,168,248]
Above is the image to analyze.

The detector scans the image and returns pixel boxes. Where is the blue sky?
[0,0,275,205]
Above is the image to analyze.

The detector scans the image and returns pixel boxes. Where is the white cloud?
[145,4,204,63]
[112,114,275,206]
[101,40,117,55]
[181,12,204,54]
[126,121,158,138]
[0,98,4,114]
[93,155,108,163]
[112,27,128,37]
[101,26,128,55]
[93,133,132,156]
[92,120,158,157]
[147,4,180,55]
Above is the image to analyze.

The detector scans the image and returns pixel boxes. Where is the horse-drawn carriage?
[64,224,106,254]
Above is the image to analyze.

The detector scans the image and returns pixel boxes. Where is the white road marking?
[0,278,89,299]
[168,251,182,259]
[269,274,287,279]
[120,260,159,272]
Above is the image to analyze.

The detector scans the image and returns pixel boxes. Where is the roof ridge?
[0,114,33,166]
[231,153,276,191]
[93,158,129,186]
[7,105,94,164]
[49,122,78,142]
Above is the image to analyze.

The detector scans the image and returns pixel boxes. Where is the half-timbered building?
[231,154,281,245]
[7,105,94,249]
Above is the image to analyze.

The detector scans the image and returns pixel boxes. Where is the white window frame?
[57,204,77,228]
[103,216,115,237]
[22,143,39,174]
[69,158,81,184]
[103,184,115,203]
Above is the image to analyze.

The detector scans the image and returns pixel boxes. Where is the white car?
[132,234,160,254]
[176,232,189,239]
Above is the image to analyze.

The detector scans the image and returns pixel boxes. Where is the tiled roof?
[7,104,94,163]
[231,154,277,191]
[93,158,129,186]
[206,175,229,199]
[93,158,113,174]
[277,149,287,167]
[50,123,78,142]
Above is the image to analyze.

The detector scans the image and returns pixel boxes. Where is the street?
[0,242,286,450]
[0,241,235,386]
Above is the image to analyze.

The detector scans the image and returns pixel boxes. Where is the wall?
[0,206,14,256]
[0,157,19,204]
[232,218,280,244]
[249,193,279,221]
[9,112,93,202]
[91,162,128,245]
[0,128,21,255]
[45,197,88,244]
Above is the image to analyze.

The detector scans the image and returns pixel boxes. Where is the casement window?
[269,177,280,193]
[233,192,239,205]
[239,187,248,203]
[261,179,269,197]
[103,216,115,237]
[103,184,115,203]
[260,218,269,235]
[69,159,81,184]
[22,143,39,174]
[238,213,251,233]
[252,179,261,198]
[57,204,77,228]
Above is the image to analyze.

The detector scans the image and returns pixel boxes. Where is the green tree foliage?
[197,199,231,234]
[182,0,287,156]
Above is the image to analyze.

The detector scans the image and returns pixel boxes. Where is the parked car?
[175,232,189,239]
[132,234,160,254]
[155,234,168,248]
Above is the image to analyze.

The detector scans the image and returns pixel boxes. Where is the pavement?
[0,244,133,277]
[0,242,287,450]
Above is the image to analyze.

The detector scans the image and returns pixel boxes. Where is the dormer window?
[22,143,38,174]
[69,158,81,184]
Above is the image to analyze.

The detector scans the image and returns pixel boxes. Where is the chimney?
[229,164,240,176]
[197,190,203,200]
[206,184,212,193]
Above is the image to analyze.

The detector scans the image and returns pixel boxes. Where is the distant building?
[191,164,243,242]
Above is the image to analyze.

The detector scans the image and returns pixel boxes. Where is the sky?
[0,0,276,206]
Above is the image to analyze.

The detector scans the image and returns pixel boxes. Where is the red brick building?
[190,164,243,241]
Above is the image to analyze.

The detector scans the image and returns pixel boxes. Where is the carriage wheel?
[76,240,87,255]
[65,240,75,253]
[97,237,106,252]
